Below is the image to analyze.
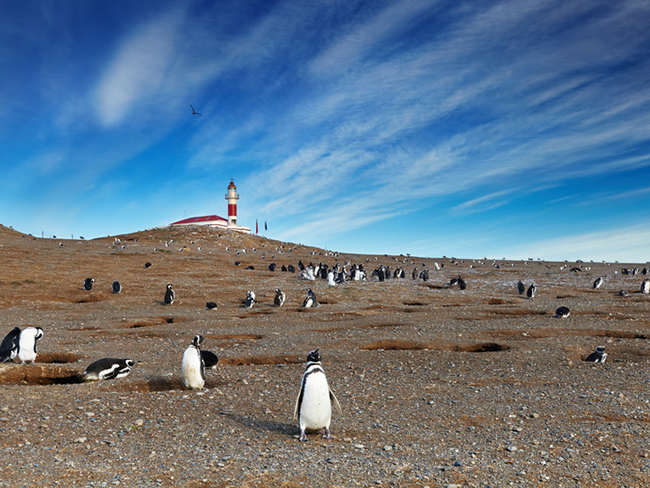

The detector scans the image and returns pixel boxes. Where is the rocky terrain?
[0,224,648,487]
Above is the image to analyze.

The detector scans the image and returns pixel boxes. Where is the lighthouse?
[169,180,250,233]
[226,180,239,226]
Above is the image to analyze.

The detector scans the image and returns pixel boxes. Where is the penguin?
[0,327,21,362]
[619,289,629,297]
[182,334,206,390]
[449,276,459,286]
[274,288,286,307]
[17,327,43,364]
[527,283,536,299]
[244,291,256,308]
[555,306,570,318]
[327,270,336,286]
[293,349,342,442]
[457,276,467,290]
[112,281,122,294]
[83,358,136,381]
[164,283,175,305]
[584,345,607,363]
[144,262,152,268]
[517,280,525,295]
[206,301,218,311]
[593,277,603,289]
[303,288,318,308]
[201,350,219,370]
[641,279,650,294]
[83,278,95,290]
[268,263,276,272]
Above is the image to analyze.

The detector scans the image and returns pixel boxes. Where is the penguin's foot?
[299,430,308,442]
[322,428,334,439]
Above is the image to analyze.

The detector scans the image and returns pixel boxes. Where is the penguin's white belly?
[182,349,204,389]
[18,339,37,363]
[300,375,332,431]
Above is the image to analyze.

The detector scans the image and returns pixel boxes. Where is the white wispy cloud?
[503,224,650,263]
[94,7,187,127]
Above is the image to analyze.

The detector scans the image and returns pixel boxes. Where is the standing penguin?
[164,283,175,305]
[641,279,650,294]
[244,291,256,308]
[0,327,21,362]
[303,288,318,308]
[517,280,526,295]
[327,270,336,287]
[293,349,342,442]
[112,281,122,294]
[182,334,206,390]
[274,288,286,307]
[83,278,95,290]
[457,276,467,290]
[593,277,603,289]
[83,358,136,381]
[17,327,44,364]
[527,283,536,299]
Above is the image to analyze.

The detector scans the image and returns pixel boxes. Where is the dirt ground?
[0,224,648,487]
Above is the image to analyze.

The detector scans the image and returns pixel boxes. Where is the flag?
[256,219,258,234]
[264,220,267,231]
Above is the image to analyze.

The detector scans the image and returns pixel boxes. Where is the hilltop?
[0,224,648,487]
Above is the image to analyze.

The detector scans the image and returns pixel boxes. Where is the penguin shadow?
[129,375,227,392]
[222,412,297,437]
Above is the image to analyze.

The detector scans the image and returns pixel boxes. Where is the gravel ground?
[0,224,648,487]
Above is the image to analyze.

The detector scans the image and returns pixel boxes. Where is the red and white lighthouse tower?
[170,179,250,233]
[226,180,239,226]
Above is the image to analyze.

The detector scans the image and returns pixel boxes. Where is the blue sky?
[1,0,649,262]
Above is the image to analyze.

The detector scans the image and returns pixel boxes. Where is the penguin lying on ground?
[83,278,95,291]
[555,306,570,318]
[201,350,219,370]
[585,345,607,363]
[294,349,342,442]
[83,358,136,381]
